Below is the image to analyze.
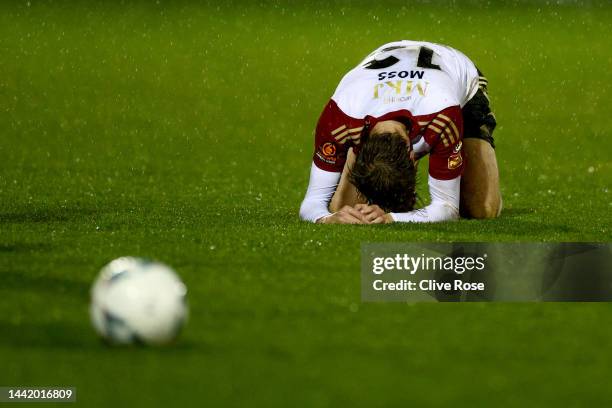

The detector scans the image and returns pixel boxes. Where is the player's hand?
[354,204,394,224]
[318,205,369,224]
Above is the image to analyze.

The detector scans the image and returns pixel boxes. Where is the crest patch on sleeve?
[448,152,463,170]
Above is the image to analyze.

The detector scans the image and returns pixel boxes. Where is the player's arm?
[299,163,339,222]
[299,164,368,224]
[387,106,464,223]
[390,176,460,222]
[299,100,368,224]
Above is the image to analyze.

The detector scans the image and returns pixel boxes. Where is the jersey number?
[364,46,442,71]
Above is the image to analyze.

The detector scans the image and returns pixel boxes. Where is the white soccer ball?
[90,257,188,345]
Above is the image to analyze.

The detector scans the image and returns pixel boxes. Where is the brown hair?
[349,132,417,212]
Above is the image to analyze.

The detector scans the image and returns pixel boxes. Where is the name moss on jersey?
[313,40,480,180]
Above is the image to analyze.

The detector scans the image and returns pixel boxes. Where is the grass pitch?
[1,1,611,406]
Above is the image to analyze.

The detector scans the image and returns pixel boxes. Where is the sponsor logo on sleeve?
[316,142,338,164]
[321,142,336,157]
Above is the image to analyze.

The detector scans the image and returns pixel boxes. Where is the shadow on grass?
[0,269,90,299]
[0,321,95,349]
[487,220,576,235]
[0,206,101,224]
[0,242,55,253]
[382,217,576,236]
[0,321,201,351]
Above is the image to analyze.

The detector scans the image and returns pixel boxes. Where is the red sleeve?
[421,106,464,180]
[312,100,363,172]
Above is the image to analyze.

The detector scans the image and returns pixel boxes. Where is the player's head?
[349,131,417,212]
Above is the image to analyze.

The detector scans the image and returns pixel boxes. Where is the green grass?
[1,1,611,406]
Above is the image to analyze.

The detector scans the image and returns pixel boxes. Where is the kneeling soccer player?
[299,40,501,224]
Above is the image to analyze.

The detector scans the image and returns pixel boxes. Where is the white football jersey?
[332,40,480,119]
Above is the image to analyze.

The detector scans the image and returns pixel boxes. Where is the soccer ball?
[90,257,188,345]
